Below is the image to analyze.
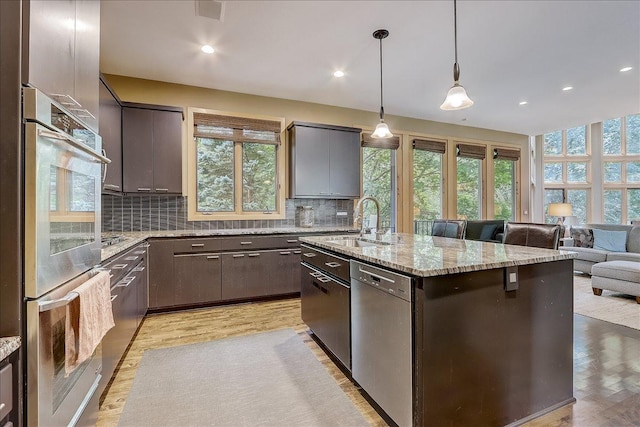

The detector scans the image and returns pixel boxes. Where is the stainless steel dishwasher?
[350,260,413,427]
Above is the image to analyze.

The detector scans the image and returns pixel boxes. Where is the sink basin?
[327,237,391,248]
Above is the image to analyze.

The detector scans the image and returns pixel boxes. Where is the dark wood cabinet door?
[290,125,330,197]
[148,239,175,309]
[221,251,279,300]
[122,107,154,193]
[73,0,100,131]
[328,129,360,198]
[173,253,222,306]
[152,110,182,193]
[269,249,301,295]
[99,79,122,192]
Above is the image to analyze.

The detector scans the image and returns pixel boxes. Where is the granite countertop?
[299,233,577,277]
[0,336,21,361]
[101,226,359,262]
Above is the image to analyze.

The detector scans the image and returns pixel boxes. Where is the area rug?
[573,273,639,330]
[117,328,368,426]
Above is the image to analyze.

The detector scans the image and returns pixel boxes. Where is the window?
[187,108,285,220]
[543,126,591,224]
[413,138,446,235]
[493,147,520,221]
[456,143,485,220]
[602,113,640,224]
[361,134,398,232]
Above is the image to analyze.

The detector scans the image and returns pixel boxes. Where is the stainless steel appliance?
[23,87,109,299]
[24,87,110,426]
[350,260,413,427]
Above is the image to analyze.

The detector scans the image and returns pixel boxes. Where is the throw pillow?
[479,224,497,241]
[570,226,593,248]
[627,226,640,253]
[592,229,627,252]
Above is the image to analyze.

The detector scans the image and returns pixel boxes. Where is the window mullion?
[234,139,243,214]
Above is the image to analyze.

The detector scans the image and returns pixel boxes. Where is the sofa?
[464,220,505,243]
[560,224,640,274]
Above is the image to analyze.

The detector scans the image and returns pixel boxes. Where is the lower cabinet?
[148,237,304,310]
[173,253,222,305]
[300,262,351,370]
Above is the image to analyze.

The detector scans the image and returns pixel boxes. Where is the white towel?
[65,271,115,375]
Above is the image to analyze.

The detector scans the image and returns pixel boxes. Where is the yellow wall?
[103,74,533,222]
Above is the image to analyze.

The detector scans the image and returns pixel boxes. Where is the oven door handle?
[38,291,79,312]
[38,129,111,164]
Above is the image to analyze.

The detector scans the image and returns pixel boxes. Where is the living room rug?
[117,328,368,426]
[573,273,639,330]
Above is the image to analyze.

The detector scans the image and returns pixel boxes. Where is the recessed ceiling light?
[620,66,633,72]
[519,101,528,105]
[201,45,215,54]
[562,86,573,91]
[333,70,345,78]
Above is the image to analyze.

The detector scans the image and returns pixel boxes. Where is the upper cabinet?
[288,121,361,199]
[122,104,183,194]
[99,78,122,193]
[22,0,100,132]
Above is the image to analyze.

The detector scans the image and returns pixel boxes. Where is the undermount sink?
[327,237,392,248]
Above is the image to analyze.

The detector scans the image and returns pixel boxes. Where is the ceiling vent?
[195,0,225,21]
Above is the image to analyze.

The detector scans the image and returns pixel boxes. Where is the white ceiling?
[100,0,640,136]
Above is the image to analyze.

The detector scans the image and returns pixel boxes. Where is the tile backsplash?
[102,195,354,232]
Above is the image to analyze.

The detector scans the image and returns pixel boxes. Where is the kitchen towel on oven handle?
[65,271,115,375]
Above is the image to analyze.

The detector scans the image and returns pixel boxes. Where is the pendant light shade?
[371,29,393,138]
[440,0,474,111]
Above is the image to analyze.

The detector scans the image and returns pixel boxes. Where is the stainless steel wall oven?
[23,87,110,426]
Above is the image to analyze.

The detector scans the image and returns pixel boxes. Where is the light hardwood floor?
[98,293,640,427]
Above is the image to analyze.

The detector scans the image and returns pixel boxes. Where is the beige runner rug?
[573,273,639,330]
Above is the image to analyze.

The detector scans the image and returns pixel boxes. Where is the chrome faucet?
[354,196,381,237]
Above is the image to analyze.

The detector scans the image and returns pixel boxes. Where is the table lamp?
[548,203,573,237]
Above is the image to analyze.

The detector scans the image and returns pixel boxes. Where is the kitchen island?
[299,233,577,427]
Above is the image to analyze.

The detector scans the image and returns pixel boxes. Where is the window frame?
[186,107,286,221]
[490,145,521,221]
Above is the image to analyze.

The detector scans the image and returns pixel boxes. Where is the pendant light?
[371,29,393,138]
[440,0,474,111]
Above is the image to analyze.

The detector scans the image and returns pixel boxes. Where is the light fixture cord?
[453,0,460,82]
[379,36,384,120]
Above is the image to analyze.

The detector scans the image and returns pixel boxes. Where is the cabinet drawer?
[218,236,292,251]
[172,238,225,254]
[0,363,12,421]
[300,244,350,282]
[102,242,148,285]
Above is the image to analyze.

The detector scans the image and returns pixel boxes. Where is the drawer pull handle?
[233,254,245,258]
[191,243,205,248]
[317,276,331,283]
[302,253,316,258]
[287,239,298,243]
[206,255,219,259]
[280,251,291,255]
[309,272,321,278]
[155,188,169,192]
[133,266,145,272]
[111,264,127,270]
[248,253,260,257]
[293,250,301,254]
[137,187,151,192]
[325,262,341,268]
[110,295,118,302]
[124,256,138,261]
[240,241,253,245]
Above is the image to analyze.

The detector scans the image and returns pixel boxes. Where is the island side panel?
[414,259,574,426]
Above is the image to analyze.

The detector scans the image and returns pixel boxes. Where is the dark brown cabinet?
[99,78,122,193]
[173,253,222,306]
[122,105,183,194]
[148,235,306,310]
[23,0,100,131]
[288,121,361,199]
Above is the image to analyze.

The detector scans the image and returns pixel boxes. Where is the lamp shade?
[440,83,474,110]
[371,121,393,138]
[548,203,572,217]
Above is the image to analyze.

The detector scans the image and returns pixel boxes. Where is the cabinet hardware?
[240,241,253,245]
[133,266,145,272]
[302,253,316,258]
[248,253,260,257]
[206,255,219,259]
[319,192,330,194]
[155,188,169,192]
[232,254,245,258]
[103,184,120,190]
[137,187,151,192]
[287,239,298,243]
[309,272,322,278]
[111,264,128,270]
[110,295,118,302]
[38,129,111,164]
[325,262,341,268]
[279,251,291,255]
[293,250,301,254]
[317,276,331,283]
[102,149,108,184]
[191,243,205,248]
[124,256,138,261]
